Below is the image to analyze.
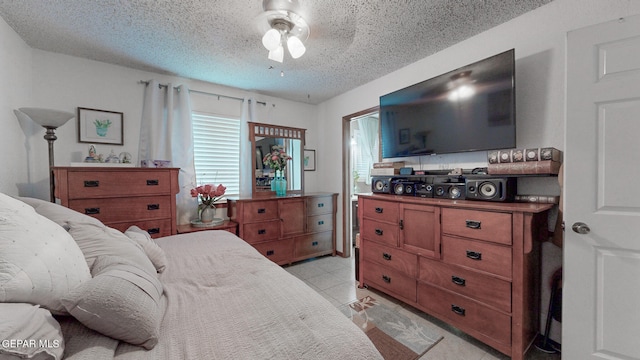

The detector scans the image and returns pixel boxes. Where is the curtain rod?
[137,80,267,106]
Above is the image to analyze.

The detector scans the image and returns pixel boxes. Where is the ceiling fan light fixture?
[268,45,284,63]
[287,35,306,59]
[262,28,282,51]
[258,1,309,63]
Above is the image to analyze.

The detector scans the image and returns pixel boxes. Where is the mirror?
[249,122,305,196]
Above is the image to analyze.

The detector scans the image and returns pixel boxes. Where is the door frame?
[341,106,379,258]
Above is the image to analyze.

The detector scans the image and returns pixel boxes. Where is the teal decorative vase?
[274,169,286,197]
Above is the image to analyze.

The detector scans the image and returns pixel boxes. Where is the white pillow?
[0,194,91,314]
[66,220,157,275]
[61,255,165,350]
[18,196,103,229]
[125,226,167,273]
[0,303,64,360]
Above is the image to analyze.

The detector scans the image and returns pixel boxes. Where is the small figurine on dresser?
[84,145,100,163]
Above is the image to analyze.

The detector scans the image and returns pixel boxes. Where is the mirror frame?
[249,122,306,196]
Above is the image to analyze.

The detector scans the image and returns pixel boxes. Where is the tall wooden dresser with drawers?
[52,167,180,238]
[358,193,552,360]
[227,193,338,265]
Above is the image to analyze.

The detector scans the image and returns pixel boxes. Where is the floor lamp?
[14,107,75,202]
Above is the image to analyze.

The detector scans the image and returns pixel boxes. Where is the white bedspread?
[61,230,381,360]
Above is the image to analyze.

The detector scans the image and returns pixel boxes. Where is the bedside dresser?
[52,167,179,238]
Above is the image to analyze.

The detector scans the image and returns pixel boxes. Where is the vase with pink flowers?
[263,145,291,196]
[190,184,226,224]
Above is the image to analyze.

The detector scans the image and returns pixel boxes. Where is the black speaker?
[465,178,516,202]
[433,183,466,200]
[371,177,407,194]
[392,180,417,196]
[371,177,392,193]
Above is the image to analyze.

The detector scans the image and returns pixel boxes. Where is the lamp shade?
[262,28,282,51]
[18,107,75,128]
[268,45,284,63]
[287,36,306,59]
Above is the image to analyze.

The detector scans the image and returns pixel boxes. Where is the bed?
[0,194,382,360]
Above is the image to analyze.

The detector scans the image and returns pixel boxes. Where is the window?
[192,112,240,196]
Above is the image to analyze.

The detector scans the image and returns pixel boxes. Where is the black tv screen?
[380,49,516,159]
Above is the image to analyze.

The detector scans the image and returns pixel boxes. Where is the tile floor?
[284,254,561,360]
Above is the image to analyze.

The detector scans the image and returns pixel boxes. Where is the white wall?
[13,50,318,200]
[0,16,34,196]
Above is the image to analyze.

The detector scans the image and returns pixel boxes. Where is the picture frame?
[78,107,124,145]
[304,149,316,171]
[399,128,410,144]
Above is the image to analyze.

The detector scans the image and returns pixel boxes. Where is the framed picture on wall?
[304,149,316,171]
[78,107,124,145]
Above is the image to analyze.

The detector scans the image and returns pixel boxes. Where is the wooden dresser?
[227,193,338,265]
[358,194,552,360]
[52,167,180,238]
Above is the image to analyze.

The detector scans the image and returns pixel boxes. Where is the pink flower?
[213,184,226,197]
[190,188,198,197]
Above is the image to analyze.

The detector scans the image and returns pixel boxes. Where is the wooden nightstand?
[177,220,238,235]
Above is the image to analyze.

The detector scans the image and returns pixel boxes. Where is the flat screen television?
[380,49,516,159]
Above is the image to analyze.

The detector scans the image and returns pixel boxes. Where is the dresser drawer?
[294,231,333,258]
[363,261,417,302]
[442,236,512,279]
[253,238,293,265]
[307,196,333,216]
[67,170,172,199]
[242,220,280,243]
[362,199,398,223]
[243,200,279,221]
[362,219,398,247]
[68,196,172,223]
[363,241,417,278]
[417,282,511,347]
[108,218,172,239]
[307,213,333,233]
[441,208,512,245]
[418,257,511,312]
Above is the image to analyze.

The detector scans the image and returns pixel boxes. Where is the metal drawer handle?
[452,276,466,286]
[382,253,392,261]
[318,220,324,225]
[84,207,100,215]
[451,304,466,316]
[146,179,159,186]
[382,275,391,283]
[257,208,266,214]
[147,204,160,210]
[84,180,99,187]
[465,220,481,229]
[258,229,266,235]
[312,241,318,246]
[147,228,160,235]
[317,203,324,208]
[266,250,275,256]
[375,207,383,213]
[375,228,383,236]
[466,250,482,261]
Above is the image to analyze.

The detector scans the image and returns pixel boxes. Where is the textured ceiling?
[0,0,552,104]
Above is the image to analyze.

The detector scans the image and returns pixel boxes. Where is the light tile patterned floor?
[284,254,561,360]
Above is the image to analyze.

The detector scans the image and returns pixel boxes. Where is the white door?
[565,14,640,360]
